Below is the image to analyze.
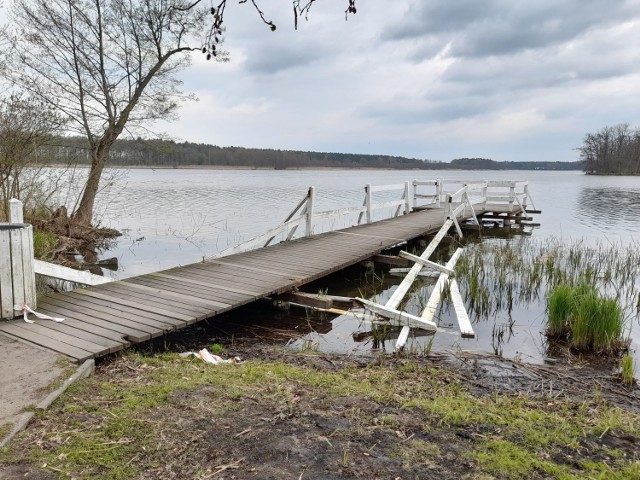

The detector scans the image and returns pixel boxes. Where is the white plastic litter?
[14,304,64,324]
[179,348,241,365]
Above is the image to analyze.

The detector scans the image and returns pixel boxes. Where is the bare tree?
[0,94,67,220]
[7,0,209,226]
[579,124,640,175]
[6,0,357,227]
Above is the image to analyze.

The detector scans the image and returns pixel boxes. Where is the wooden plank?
[34,259,112,286]
[371,255,412,267]
[0,227,14,319]
[386,218,454,309]
[38,307,135,346]
[0,322,99,360]
[150,272,263,297]
[355,298,437,331]
[449,279,475,338]
[38,297,158,339]
[278,291,333,309]
[24,318,124,353]
[56,292,186,330]
[73,289,196,323]
[22,226,36,309]
[9,228,25,308]
[100,282,225,313]
[187,262,302,282]
[127,276,248,305]
[398,251,454,276]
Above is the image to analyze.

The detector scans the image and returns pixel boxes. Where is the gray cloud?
[384,0,639,59]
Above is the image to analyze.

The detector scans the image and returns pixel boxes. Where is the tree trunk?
[71,154,107,226]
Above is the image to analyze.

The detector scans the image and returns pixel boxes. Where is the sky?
[8,0,640,162]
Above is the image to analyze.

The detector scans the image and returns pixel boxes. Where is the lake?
[90,168,640,371]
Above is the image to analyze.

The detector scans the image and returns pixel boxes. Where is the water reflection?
[577,187,640,233]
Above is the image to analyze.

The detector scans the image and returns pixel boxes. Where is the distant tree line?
[579,124,640,175]
[44,137,582,171]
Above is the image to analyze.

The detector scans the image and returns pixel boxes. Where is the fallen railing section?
[354,215,475,351]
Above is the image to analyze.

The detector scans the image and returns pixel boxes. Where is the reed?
[545,283,625,353]
[546,283,575,338]
[619,354,637,387]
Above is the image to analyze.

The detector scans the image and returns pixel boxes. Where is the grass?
[33,229,58,259]
[546,283,626,353]
[620,354,638,387]
[0,352,639,479]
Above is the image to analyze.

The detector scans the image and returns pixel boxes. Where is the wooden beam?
[449,279,475,338]
[371,254,411,267]
[34,260,113,286]
[398,251,454,276]
[278,291,333,309]
[355,298,437,332]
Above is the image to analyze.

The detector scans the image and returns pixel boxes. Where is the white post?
[509,183,515,212]
[305,186,315,236]
[523,183,530,210]
[482,181,488,210]
[436,179,442,208]
[403,181,411,215]
[412,179,418,209]
[365,183,372,224]
[9,198,23,223]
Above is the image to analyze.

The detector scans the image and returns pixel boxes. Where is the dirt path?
[0,334,68,437]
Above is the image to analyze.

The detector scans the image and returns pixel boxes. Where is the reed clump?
[619,354,637,387]
[546,283,626,354]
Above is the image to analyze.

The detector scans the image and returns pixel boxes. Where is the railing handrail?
[212,181,412,258]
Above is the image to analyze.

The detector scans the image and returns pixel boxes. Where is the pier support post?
[403,181,411,215]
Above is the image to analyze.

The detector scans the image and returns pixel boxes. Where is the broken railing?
[354,210,475,351]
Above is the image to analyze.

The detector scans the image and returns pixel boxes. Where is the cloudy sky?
[6,0,640,162]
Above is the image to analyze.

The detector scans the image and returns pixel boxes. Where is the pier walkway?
[0,180,536,361]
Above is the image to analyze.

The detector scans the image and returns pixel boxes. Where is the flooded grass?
[452,237,639,360]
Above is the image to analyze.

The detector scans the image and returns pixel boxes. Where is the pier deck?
[0,179,535,361]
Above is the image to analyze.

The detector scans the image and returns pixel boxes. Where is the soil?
[1,336,638,480]
[33,206,120,274]
[0,335,67,428]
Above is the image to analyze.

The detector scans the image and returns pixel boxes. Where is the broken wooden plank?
[354,298,437,332]
[35,259,112,286]
[278,291,333,309]
[449,278,475,338]
[398,251,454,276]
[395,248,465,351]
[371,254,412,267]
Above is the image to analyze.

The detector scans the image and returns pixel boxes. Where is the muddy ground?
[1,333,639,480]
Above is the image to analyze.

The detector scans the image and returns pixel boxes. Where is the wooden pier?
[0,180,537,362]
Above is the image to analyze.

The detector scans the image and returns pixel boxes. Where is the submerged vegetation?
[452,237,639,361]
[454,237,640,323]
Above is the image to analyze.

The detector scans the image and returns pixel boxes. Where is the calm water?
[91,168,640,369]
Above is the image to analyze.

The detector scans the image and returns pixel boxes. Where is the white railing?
[413,179,536,213]
[213,181,412,258]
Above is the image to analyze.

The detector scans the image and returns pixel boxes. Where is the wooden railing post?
[482,181,488,210]
[9,198,23,223]
[509,182,515,212]
[365,183,372,224]
[403,181,411,215]
[436,179,442,208]
[305,186,315,236]
[412,179,418,209]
